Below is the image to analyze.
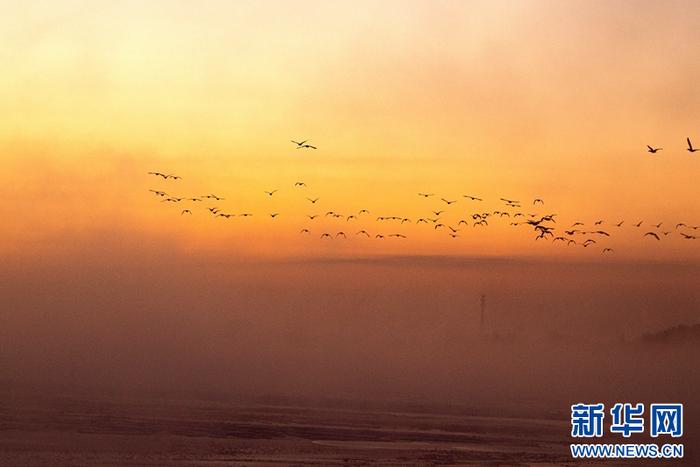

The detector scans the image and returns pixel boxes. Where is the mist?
[2,238,697,412]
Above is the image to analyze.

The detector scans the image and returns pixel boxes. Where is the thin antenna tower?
[480,294,486,333]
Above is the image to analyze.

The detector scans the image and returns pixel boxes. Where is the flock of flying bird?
[146,139,699,254]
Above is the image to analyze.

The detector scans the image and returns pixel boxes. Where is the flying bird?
[181,209,191,215]
[440,198,457,205]
[533,199,544,205]
[264,190,278,196]
[463,195,483,201]
[307,197,319,204]
[295,182,307,187]
[687,137,698,153]
[269,213,279,218]
[644,232,660,240]
[646,145,662,153]
[291,140,307,147]
[418,193,434,197]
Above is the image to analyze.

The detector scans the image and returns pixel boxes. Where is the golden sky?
[2,0,700,262]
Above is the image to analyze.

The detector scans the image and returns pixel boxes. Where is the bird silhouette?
[265,190,278,196]
[269,213,279,218]
[181,209,191,215]
[440,198,457,205]
[356,230,370,237]
[644,232,660,240]
[291,140,307,147]
[306,197,319,204]
[687,137,698,153]
[603,248,614,254]
[418,193,434,197]
[300,229,310,234]
[463,195,483,201]
[295,182,307,187]
[533,199,544,205]
[647,145,662,153]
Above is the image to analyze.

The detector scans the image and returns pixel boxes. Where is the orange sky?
[2,0,700,262]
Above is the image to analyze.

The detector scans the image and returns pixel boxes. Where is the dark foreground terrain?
[1,389,690,466]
